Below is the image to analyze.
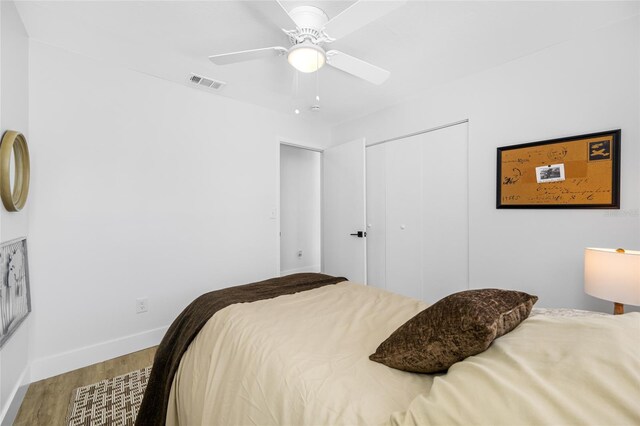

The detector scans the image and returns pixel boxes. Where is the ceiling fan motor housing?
[287,6,329,45]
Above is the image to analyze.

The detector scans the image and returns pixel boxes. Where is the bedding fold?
[136,272,346,426]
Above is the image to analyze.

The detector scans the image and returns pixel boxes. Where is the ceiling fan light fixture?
[288,43,326,73]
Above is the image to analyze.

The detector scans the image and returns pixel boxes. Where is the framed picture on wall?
[497,129,621,209]
[0,237,31,349]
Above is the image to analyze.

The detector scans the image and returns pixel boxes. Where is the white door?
[422,123,469,303]
[323,139,367,283]
[385,134,424,300]
[365,143,386,289]
[421,123,468,303]
[365,123,469,302]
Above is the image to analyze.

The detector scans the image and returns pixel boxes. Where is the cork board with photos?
[497,130,620,208]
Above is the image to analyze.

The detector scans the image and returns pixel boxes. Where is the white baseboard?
[0,366,29,426]
[280,265,321,276]
[30,325,168,382]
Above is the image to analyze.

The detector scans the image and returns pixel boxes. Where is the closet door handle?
[350,231,366,238]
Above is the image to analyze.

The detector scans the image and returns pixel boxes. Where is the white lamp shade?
[287,43,326,73]
[584,248,640,306]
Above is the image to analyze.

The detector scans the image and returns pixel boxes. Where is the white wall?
[27,41,330,380]
[333,16,640,313]
[0,0,31,422]
[279,145,321,275]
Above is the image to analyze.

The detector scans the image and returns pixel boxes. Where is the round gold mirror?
[0,131,30,212]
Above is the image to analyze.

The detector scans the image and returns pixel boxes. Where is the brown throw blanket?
[136,273,346,425]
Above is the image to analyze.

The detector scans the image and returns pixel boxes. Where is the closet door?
[421,123,468,303]
[385,135,423,300]
[364,123,469,303]
[366,143,386,288]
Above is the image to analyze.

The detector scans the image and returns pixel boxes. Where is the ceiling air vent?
[187,73,226,92]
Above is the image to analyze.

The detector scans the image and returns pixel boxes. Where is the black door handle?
[349,231,366,238]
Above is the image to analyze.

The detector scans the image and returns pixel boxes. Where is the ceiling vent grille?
[187,73,226,91]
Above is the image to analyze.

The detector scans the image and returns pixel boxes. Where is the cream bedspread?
[167,282,434,426]
[389,312,640,426]
[167,281,640,426]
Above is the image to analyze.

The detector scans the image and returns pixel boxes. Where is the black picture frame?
[497,129,621,209]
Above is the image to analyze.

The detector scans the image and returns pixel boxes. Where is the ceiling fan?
[208,0,406,85]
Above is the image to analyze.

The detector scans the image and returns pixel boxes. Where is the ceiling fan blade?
[323,0,406,41]
[209,47,288,65]
[326,50,390,85]
[257,0,298,30]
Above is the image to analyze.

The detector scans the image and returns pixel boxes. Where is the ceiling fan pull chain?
[292,69,301,115]
[315,59,320,107]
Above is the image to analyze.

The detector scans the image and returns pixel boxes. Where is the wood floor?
[14,346,157,426]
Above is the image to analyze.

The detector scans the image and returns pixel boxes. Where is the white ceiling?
[15,1,640,125]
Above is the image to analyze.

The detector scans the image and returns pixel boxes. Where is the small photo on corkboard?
[497,130,620,209]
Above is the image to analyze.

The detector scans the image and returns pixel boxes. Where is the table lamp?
[584,248,640,314]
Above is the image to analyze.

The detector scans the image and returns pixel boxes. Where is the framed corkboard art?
[497,130,620,209]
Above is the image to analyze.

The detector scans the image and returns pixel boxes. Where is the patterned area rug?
[66,366,152,426]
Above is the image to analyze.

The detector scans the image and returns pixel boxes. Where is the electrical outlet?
[136,297,148,314]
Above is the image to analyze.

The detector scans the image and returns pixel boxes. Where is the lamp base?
[614,302,624,315]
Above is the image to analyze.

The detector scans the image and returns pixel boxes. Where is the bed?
[137,273,640,425]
